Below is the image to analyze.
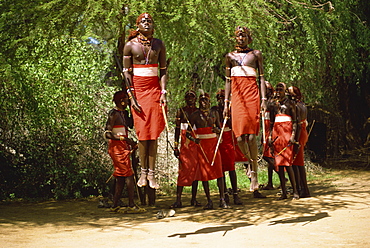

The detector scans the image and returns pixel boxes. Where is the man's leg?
[298,166,310,197]
[292,165,301,194]
[229,170,242,204]
[247,134,266,198]
[262,157,275,190]
[126,175,135,207]
[217,177,231,208]
[137,140,148,187]
[170,186,183,208]
[222,172,230,203]
[286,166,299,200]
[113,177,125,208]
[202,181,213,209]
[190,181,201,206]
[278,166,288,200]
[147,140,159,189]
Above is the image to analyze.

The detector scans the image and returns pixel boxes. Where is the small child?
[104,91,145,213]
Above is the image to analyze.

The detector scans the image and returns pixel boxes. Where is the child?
[104,91,145,213]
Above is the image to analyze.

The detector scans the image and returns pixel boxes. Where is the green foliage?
[0,0,369,199]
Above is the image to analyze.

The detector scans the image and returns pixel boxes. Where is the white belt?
[181,123,188,130]
[112,127,127,136]
[275,115,292,123]
[224,127,231,132]
[197,133,217,139]
[231,66,257,77]
[263,111,270,120]
[133,67,158,76]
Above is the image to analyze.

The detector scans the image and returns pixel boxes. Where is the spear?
[261,109,266,145]
[211,116,229,166]
[211,102,231,166]
[162,104,170,132]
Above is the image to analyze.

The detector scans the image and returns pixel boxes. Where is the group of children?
[102,82,311,213]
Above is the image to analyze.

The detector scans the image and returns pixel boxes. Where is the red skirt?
[292,120,308,166]
[177,129,201,186]
[272,114,293,169]
[231,76,260,137]
[196,127,223,181]
[108,140,133,177]
[131,64,165,140]
[220,128,248,171]
[262,111,273,158]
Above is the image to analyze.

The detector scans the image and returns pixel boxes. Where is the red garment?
[231,76,260,137]
[293,119,308,166]
[219,128,248,172]
[262,111,273,158]
[108,139,133,177]
[195,127,223,181]
[131,64,165,140]
[177,129,200,186]
[272,114,293,169]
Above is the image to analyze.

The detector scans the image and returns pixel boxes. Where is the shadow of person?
[168,222,251,238]
[268,212,329,226]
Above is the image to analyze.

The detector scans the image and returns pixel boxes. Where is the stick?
[180,108,209,163]
[162,105,170,132]
[308,120,316,138]
[211,116,229,166]
[261,110,266,144]
[275,144,291,157]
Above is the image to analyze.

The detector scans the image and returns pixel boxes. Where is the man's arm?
[158,40,168,107]
[123,42,142,113]
[255,50,267,111]
[224,54,232,118]
[289,101,298,144]
[174,108,182,157]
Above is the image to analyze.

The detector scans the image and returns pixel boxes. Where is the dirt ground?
[1,168,370,248]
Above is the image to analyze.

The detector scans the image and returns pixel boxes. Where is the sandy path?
[1,169,369,248]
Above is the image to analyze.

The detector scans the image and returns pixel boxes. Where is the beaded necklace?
[137,34,152,65]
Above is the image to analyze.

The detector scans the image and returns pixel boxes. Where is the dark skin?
[171,93,199,207]
[262,82,278,190]
[186,96,230,209]
[269,84,299,200]
[123,14,167,189]
[105,94,136,208]
[211,93,242,205]
[224,28,266,195]
[288,87,310,198]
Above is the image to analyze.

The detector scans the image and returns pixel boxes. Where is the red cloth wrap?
[220,128,248,172]
[108,139,133,177]
[131,64,165,140]
[177,129,200,186]
[272,114,293,169]
[231,76,260,137]
[196,127,223,181]
[262,111,273,158]
[293,120,308,166]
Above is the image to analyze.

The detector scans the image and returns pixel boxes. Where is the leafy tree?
[0,0,369,199]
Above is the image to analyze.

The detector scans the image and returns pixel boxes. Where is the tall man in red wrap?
[224,26,266,198]
[269,82,299,200]
[187,91,231,209]
[170,90,201,208]
[122,13,167,193]
[288,86,310,198]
